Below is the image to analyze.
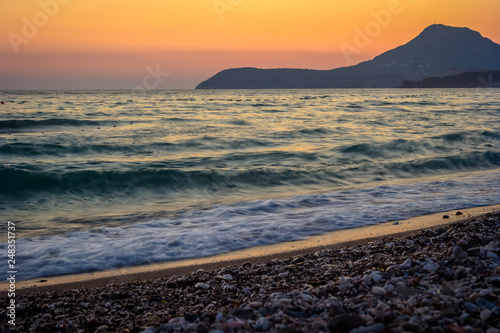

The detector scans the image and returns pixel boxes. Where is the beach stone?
[215,312,223,323]
[486,329,500,333]
[254,317,270,332]
[249,301,263,308]
[350,323,386,333]
[464,302,480,312]
[195,283,209,290]
[467,247,484,257]
[278,271,290,278]
[291,257,305,265]
[453,246,469,260]
[227,320,246,330]
[443,215,450,219]
[479,289,492,297]
[311,319,329,332]
[327,313,365,333]
[480,309,492,321]
[232,308,253,320]
[476,298,495,309]
[425,229,438,237]
[406,240,415,247]
[402,322,423,333]
[423,262,440,273]
[396,286,422,297]
[372,286,387,296]
[446,324,466,333]
[487,251,499,260]
[372,273,383,283]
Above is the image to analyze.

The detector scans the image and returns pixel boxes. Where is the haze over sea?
[1,89,499,281]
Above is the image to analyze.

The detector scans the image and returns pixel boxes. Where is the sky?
[1,0,499,90]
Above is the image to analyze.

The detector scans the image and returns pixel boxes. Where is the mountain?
[196,24,500,89]
[402,71,500,88]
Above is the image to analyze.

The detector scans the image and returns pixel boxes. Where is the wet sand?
[2,204,499,296]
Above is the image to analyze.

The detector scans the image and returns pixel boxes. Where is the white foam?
[2,171,500,281]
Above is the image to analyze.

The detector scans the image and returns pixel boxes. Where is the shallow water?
[1,89,499,280]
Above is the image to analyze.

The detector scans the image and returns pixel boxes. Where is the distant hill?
[402,71,500,88]
[196,24,500,89]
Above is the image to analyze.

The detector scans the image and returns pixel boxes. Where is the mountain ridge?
[196,24,500,89]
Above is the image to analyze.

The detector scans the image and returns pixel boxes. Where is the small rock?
[227,320,246,330]
[327,313,365,333]
[312,319,329,332]
[42,313,52,320]
[392,221,399,225]
[443,215,450,219]
[479,289,492,297]
[195,283,209,290]
[278,271,290,278]
[350,323,386,333]
[291,257,305,265]
[254,317,270,332]
[249,301,263,308]
[402,322,423,333]
[423,262,440,273]
[467,247,484,257]
[464,301,480,312]
[486,329,500,333]
[480,309,492,321]
[487,251,499,260]
[456,211,463,215]
[476,298,495,309]
[395,286,422,297]
[215,312,223,323]
[446,324,466,333]
[372,286,387,296]
[452,246,469,260]
[425,229,438,237]
[406,240,415,247]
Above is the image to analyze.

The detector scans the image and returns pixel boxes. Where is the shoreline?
[2,204,499,295]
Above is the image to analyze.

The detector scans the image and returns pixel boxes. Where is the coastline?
[3,204,499,295]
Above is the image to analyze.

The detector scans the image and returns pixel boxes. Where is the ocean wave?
[3,171,499,281]
[2,150,499,196]
[0,118,102,130]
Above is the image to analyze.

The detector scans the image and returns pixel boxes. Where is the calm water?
[1,89,499,280]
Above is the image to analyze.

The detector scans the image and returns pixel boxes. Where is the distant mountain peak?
[196,25,500,89]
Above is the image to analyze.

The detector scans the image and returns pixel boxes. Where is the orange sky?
[1,0,499,89]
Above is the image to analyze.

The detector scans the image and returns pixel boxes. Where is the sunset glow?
[1,0,499,89]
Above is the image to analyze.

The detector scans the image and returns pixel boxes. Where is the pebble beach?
[1,210,500,333]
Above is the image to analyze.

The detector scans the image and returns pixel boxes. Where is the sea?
[1,89,499,281]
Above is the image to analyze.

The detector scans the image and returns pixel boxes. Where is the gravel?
[1,211,499,333]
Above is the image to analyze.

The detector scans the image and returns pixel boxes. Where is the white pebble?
[480,309,492,321]
[372,286,387,296]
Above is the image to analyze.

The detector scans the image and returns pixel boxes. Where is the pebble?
[453,246,469,260]
[254,317,270,331]
[350,323,386,333]
[423,262,440,273]
[464,301,480,312]
[480,309,492,321]
[195,283,209,290]
[487,251,499,260]
[372,286,387,296]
